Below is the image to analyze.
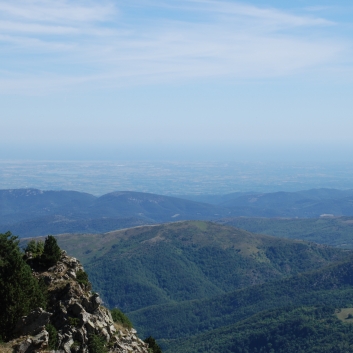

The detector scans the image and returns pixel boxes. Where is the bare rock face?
[13,251,150,353]
[15,308,52,336]
[13,328,49,353]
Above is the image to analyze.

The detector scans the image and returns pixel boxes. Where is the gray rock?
[69,302,84,316]
[79,310,91,324]
[13,253,149,353]
[62,337,74,353]
[108,324,116,335]
[101,327,110,342]
[85,319,96,334]
[82,293,102,313]
[15,308,52,336]
[67,270,76,279]
[32,329,49,346]
[15,338,32,353]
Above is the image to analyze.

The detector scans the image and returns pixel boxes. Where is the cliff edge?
[11,250,149,353]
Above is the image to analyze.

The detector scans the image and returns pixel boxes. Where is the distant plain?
[2,160,353,196]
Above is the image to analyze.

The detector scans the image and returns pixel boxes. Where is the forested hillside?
[129,256,353,346]
[169,306,353,353]
[50,221,351,312]
[13,219,353,352]
[21,220,350,352]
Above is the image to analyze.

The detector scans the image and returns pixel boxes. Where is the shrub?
[68,317,80,327]
[111,308,133,329]
[88,334,108,353]
[76,270,90,287]
[46,324,58,350]
[144,336,162,353]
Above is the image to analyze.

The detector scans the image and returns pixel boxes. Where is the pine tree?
[25,240,37,254]
[42,235,61,267]
[0,232,47,341]
[25,240,44,258]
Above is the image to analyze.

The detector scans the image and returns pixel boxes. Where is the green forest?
[219,216,353,248]
[9,220,353,353]
[170,306,353,353]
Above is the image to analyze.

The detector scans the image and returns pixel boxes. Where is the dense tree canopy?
[0,232,46,340]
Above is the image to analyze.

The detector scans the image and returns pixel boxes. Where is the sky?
[1,0,353,162]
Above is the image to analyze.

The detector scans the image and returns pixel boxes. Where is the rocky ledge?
[12,251,149,353]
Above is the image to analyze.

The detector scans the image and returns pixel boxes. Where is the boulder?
[15,308,52,336]
[14,339,32,353]
[32,329,49,346]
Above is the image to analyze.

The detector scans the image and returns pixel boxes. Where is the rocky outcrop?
[15,308,52,337]
[13,251,149,353]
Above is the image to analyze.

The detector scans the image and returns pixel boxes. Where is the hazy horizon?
[1,160,353,196]
[2,141,353,163]
[1,0,353,163]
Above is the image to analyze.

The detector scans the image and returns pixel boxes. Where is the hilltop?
[49,221,351,312]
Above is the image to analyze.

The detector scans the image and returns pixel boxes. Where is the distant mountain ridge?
[0,188,225,237]
[3,187,353,237]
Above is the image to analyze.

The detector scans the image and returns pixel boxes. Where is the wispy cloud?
[0,1,115,23]
[0,0,348,93]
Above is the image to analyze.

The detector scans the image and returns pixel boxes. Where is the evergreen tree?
[42,235,61,267]
[0,232,47,341]
[36,240,44,257]
[46,323,58,350]
[25,240,37,254]
[25,240,44,258]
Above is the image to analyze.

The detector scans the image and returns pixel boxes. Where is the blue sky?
[1,0,353,161]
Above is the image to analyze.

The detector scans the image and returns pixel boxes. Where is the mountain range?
[8,186,353,352]
[3,187,353,238]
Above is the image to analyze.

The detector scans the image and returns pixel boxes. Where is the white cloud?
[0,0,114,23]
[0,0,348,93]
